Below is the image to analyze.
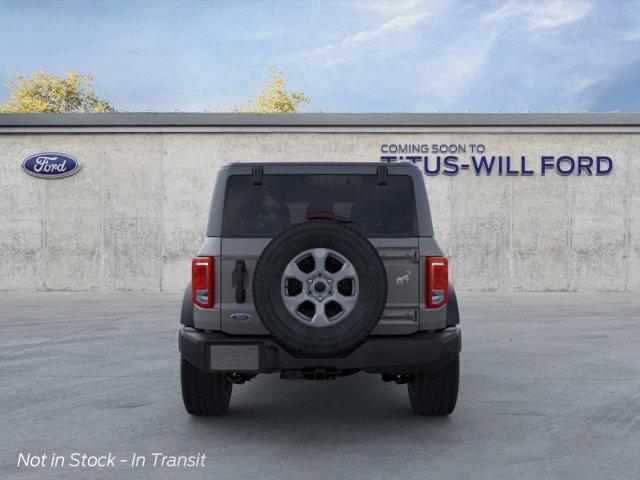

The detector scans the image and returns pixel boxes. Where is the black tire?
[181,357,232,416]
[407,356,459,416]
[253,219,387,357]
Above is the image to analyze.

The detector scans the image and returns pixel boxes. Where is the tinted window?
[222,174,417,237]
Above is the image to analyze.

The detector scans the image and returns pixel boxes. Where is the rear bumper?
[179,327,461,375]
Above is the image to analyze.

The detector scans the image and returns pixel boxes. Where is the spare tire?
[253,219,387,357]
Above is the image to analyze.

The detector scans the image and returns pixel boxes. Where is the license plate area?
[209,344,260,372]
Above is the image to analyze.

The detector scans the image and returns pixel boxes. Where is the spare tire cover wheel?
[253,220,387,356]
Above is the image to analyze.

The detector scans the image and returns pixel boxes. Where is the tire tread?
[408,356,459,416]
[181,357,232,416]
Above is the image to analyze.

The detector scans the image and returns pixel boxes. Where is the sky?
[0,0,639,112]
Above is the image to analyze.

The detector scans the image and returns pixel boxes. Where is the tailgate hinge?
[377,165,388,185]
[252,166,263,185]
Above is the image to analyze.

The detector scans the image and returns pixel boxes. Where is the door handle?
[379,250,420,262]
[232,260,246,303]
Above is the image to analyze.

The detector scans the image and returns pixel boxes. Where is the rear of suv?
[179,162,461,415]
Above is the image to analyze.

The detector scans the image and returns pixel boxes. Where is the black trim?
[232,260,246,303]
[252,166,263,185]
[377,165,388,185]
[180,282,194,327]
[446,282,460,327]
[179,328,461,375]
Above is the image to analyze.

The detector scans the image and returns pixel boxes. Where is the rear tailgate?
[218,169,422,335]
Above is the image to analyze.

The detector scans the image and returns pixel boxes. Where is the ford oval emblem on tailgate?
[22,152,81,179]
[230,312,251,321]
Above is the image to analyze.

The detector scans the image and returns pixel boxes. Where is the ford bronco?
[179,162,461,415]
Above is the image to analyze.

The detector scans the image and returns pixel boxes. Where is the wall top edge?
[0,112,639,128]
[1,127,639,135]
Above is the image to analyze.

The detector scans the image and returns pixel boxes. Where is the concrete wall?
[1,130,638,292]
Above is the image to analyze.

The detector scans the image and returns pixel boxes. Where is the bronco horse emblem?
[395,270,411,287]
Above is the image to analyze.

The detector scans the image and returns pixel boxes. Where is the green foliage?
[234,70,309,113]
[1,70,114,113]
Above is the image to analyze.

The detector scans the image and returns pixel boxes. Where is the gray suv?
[179,162,461,415]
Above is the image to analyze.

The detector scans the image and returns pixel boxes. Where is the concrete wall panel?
[510,134,570,291]
[625,135,640,292]
[569,135,628,291]
[0,135,45,290]
[225,133,284,163]
[43,136,102,290]
[281,133,337,161]
[450,134,511,291]
[102,134,162,291]
[331,134,373,162]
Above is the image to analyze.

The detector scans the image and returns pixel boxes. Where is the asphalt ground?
[1,291,639,480]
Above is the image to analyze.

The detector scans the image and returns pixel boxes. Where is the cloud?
[484,0,592,30]
[289,0,640,112]
[417,26,500,110]
[530,0,592,28]
[301,11,430,66]
[330,0,596,110]
[619,0,640,41]
[473,0,640,111]
[483,1,523,23]
[350,0,431,16]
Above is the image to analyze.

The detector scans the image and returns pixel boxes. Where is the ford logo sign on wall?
[22,152,81,179]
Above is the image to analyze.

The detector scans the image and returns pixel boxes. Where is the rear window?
[222,174,417,237]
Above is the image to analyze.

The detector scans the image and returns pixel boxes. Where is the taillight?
[426,257,448,308]
[192,257,214,308]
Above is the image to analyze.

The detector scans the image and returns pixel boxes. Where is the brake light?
[192,257,214,308]
[305,211,335,220]
[426,257,448,308]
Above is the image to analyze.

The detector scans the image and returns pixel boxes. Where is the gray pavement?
[1,292,639,480]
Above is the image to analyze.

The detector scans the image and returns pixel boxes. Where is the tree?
[234,70,309,113]
[1,70,114,113]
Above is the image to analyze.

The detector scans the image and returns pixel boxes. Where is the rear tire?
[181,357,232,416]
[407,356,459,416]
